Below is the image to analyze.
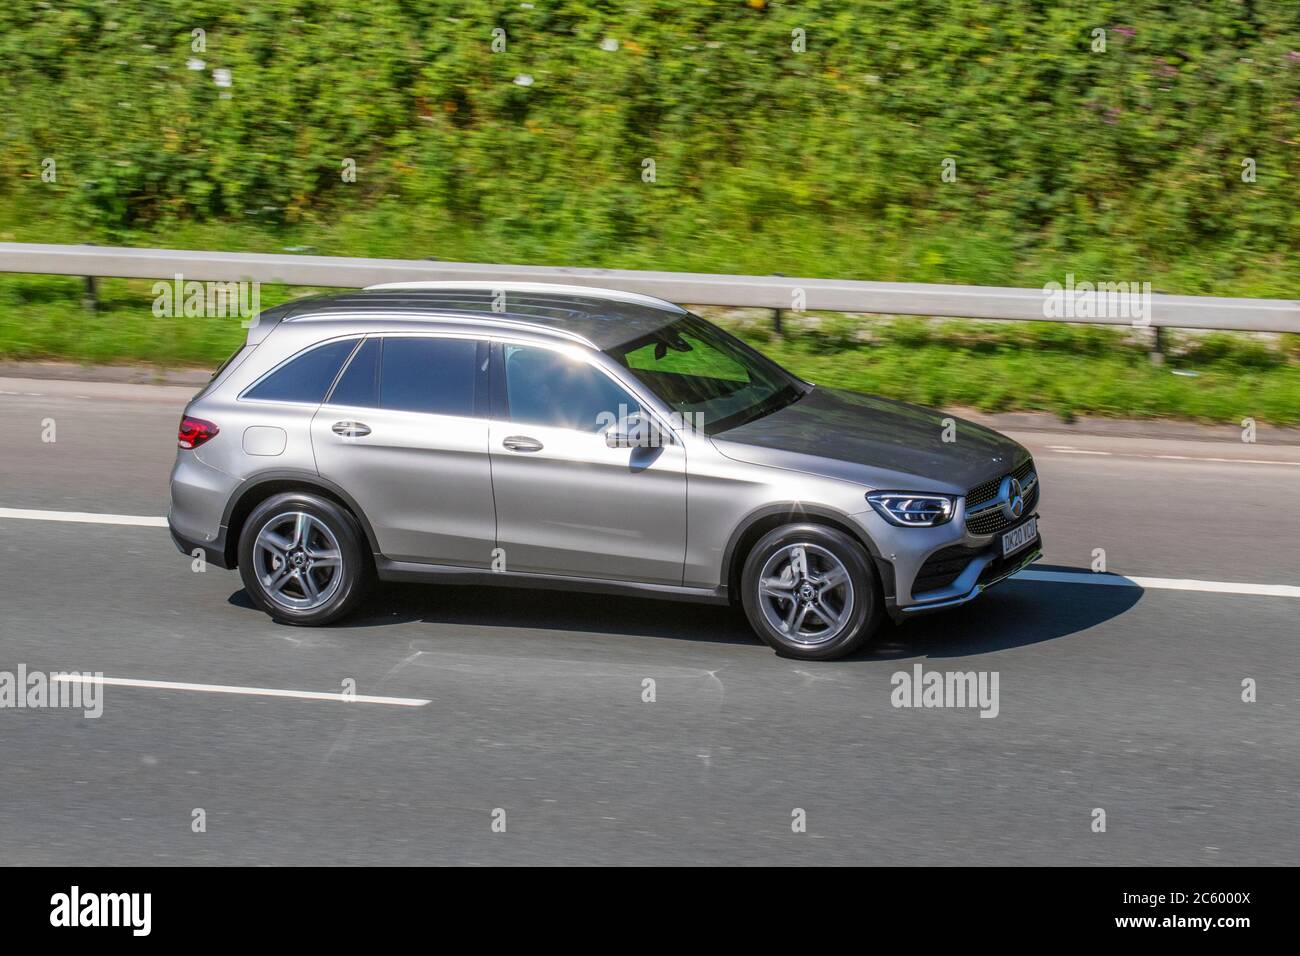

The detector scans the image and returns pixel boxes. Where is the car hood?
[711,386,1028,494]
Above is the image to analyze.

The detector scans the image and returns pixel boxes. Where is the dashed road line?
[0,507,168,527]
[52,674,431,708]
[1149,454,1297,465]
[1045,445,1298,466]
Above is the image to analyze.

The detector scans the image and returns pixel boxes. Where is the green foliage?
[750,319,1300,424]
[0,3,1296,423]
[0,2,1297,293]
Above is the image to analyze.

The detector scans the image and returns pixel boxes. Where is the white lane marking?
[1044,445,1298,466]
[0,507,168,527]
[1016,569,1300,598]
[52,674,431,708]
[1048,446,1112,456]
[1150,455,1297,466]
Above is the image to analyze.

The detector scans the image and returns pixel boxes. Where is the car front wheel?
[237,492,371,626]
[740,523,882,660]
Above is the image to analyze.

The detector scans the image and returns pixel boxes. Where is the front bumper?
[851,497,1042,620]
[897,539,1041,617]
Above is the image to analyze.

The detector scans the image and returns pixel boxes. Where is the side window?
[242,339,357,404]
[503,345,639,432]
[327,337,380,407]
[379,337,478,416]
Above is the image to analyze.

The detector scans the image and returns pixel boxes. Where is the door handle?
[332,421,371,438]
[502,435,543,452]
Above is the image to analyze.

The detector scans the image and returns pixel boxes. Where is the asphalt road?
[1,377,1297,865]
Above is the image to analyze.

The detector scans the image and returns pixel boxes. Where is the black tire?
[740,523,882,660]
[237,491,372,626]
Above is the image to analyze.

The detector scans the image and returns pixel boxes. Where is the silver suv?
[169,283,1041,660]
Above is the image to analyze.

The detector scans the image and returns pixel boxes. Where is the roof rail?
[280,308,599,348]
[362,280,686,314]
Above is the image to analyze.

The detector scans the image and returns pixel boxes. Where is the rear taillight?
[178,416,219,449]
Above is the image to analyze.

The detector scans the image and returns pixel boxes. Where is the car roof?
[266,282,688,350]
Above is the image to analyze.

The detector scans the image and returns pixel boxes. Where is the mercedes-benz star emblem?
[999,476,1025,521]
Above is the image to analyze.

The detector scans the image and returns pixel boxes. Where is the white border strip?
[1017,569,1300,598]
[53,674,431,708]
[0,507,167,527]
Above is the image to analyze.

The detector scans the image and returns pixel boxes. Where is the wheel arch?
[221,470,380,568]
[721,503,895,605]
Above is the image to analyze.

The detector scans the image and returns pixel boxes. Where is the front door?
[487,342,687,585]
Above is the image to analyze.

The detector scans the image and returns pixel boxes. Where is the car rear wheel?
[740,523,882,660]
[238,492,371,626]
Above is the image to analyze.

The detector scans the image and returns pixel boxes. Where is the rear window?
[242,339,357,404]
[378,337,478,416]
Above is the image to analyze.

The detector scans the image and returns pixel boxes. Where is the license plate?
[1001,517,1037,557]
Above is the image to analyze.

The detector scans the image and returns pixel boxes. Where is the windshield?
[605,314,806,435]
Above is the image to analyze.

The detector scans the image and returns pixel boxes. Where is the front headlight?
[866,492,955,528]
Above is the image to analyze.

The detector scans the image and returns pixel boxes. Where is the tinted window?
[504,345,639,432]
[327,337,380,407]
[243,339,357,404]
[380,337,478,415]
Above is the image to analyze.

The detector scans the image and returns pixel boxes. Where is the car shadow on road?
[233,580,760,646]
[229,563,1142,659]
[864,567,1143,661]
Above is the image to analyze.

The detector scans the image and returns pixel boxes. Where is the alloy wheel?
[756,542,856,646]
[252,511,344,611]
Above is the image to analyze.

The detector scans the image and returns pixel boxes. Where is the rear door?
[310,333,496,566]
[487,341,687,585]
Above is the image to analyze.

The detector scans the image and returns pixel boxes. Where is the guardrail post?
[79,242,98,312]
[771,273,785,335]
[1149,326,1165,365]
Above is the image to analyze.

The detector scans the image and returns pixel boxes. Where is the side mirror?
[604,414,661,449]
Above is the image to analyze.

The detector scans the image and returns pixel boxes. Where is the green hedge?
[1,2,1298,293]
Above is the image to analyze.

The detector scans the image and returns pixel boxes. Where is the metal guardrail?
[0,242,1296,333]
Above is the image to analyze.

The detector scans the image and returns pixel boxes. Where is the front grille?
[964,458,1038,537]
[966,458,1035,510]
